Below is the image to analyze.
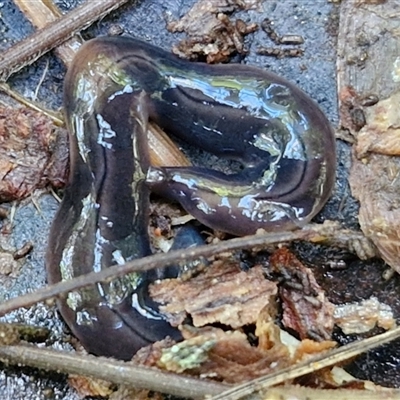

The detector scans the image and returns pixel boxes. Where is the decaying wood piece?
[338,0,400,273]
[269,248,335,341]
[0,105,68,201]
[350,153,400,273]
[151,262,277,328]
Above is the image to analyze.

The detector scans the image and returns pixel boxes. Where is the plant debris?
[338,0,400,276]
[257,17,304,58]
[167,0,260,62]
[269,248,335,341]
[334,296,395,335]
[132,305,338,385]
[0,105,68,202]
[150,260,277,328]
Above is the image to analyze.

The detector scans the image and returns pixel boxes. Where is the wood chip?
[150,261,277,328]
[0,105,67,201]
[269,248,335,341]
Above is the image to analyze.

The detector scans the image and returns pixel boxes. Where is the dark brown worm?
[46,36,335,359]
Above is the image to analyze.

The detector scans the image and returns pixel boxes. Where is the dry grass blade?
[0,82,63,124]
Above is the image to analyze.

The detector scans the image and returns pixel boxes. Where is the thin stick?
[0,0,129,82]
[0,345,228,399]
[211,326,400,400]
[0,231,307,315]
[1,328,399,400]
[14,0,83,66]
[0,225,370,317]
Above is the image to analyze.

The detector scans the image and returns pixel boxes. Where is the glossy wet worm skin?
[45,74,181,359]
[46,36,335,359]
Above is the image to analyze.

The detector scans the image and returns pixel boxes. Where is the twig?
[211,326,400,400]
[1,327,400,400]
[0,230,309,316]
[14,0,83,66]
[0,224,371,317]
[0,0,129,81]
[0,345,228,399]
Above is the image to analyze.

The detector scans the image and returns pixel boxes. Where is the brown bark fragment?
[355,92,400,157]
[0,105,68,202]
[338,0,400,273]
[150,261,277,328]
[349,153,400,273]
[269,248,335,341]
